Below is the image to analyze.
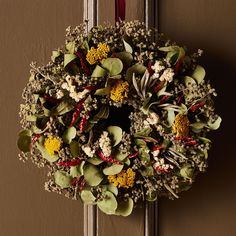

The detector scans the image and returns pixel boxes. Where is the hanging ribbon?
[115,0,126,22]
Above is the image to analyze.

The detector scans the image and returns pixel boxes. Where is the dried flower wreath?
[18,21,221,216]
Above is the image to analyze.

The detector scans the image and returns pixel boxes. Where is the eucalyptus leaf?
[190,122,206,130]
[54,171,72,188]
[113,52,133,66]
[18,129,32,137]
[107,184,118,196]
[107,126,123,146]
[184,76,196,87]
[167,109,175,127]
[103,164,124,175]
[126,63,146,82]
[97,191,118,215]
[113,150,128,161]
[140,166,154,176]
[207,116,222,130]
[55,101,74,115]
[81,190,96,204]
[95,87,111,96]
[64,54,77,68]
[70,161,85,178]
[70,141,80,157]
[66,41,76,54]
[102,58,123,76]
[51,50,61,62]
[159,46,180,52]
[91,65,107,77]
[87,157,104,165]
[115,198,133,217]
[84,164,103,186]
[180,164,194,179]
[62,126,76,144]
[192,65,206,84]
[134,127,152,138]
[17,134,31,153]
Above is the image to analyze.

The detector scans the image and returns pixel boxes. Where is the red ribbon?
[115,0,126,22]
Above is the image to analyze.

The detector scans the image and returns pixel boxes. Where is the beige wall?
[158,0,236,235]
[0,1,84,235]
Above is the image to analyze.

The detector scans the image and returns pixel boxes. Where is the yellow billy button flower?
[172,113,190,138]
[44,136,62,156]
[110,80,129,102]
[86,42,110,65]
[108,168,136,188]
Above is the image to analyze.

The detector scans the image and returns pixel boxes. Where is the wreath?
[18,21,221,216]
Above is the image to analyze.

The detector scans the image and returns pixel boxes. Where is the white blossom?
[153,158,173,173]
[159,68,174,83]
[56,90,64,99]
[82,145,95,158]
[99,131,112,157]
[151,60,165,79]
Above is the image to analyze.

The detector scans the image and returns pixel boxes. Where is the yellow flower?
[172,113,190,138]
[44,136,62,156]
[108,168,136,188]
[110,80,129,102]
[86,42,110,65]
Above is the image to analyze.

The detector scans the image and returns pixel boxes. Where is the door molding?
[83,1,159,235]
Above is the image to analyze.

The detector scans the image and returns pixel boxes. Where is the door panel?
[158,0,236,235]
[0,1,84,235]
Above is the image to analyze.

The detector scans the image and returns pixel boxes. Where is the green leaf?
[190,122,206,130]
[91,65,107,77]
[54,171,72,188]
[198,137,211,144]
[123,39,133,54]
[107,184,118,196]
[87,157,104,165]
[17,134,31,153]
[80,40,89,52]
[184,76,196,87]
[95,87,111,96]
[207,116,222,130]
[62,126,76,144]
[192,65,206,84]
[126,63,146,82]
[139,148,150,162]
[66,41,76,54]
[102,58,123,76]
[167,109,175,127]
[70,141,80,157]
[113,150,128,161]
[55,101,74,115]
[18,129,32,137]
[51,50,61,62]
[103,164,124,175]
[107,126,123,146]
[139,166,154,176]
[159,46,180,52]
[70,161,85,178]
[81,190,96,204]
[135,139,147,148]
[134,127,152,138]
[115,198,133,217]
[180,164,194,179]
[64,54,77,68]
[84,164,103,186]
[97,191,118,215]
[113,52,133,66]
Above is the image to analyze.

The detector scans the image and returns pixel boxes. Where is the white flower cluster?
[152,150,173,173]
[151,60,174,83]
[99,131,112,157]
[144,112,159,127]
[61,75,89,102]
[82,145,95,158]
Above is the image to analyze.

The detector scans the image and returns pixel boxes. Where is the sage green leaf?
[64,54,77,68]
[113,150,127,161]
[80,40,89,52]
[54,171,72,189]
[103,164,124,175]
[113,52,133,66]
[159,46,180,52]
[135,139,147,148]
[55,101,74,115]
[190,122,206,130]
[70,141,80,157]
[178,182,192,192]
[62,126,76,144]
[70,161,85,177]
[146,192,158,202]
[134,127,152,138]
[66,41,76,54]
[51,50,61,62]
[91,65,107,77]
[184,76,196,87]
[207,116,222,130]
[88,106,109,125]
[139,148,150,162]
[19,129,32,137]
[126,63,146,82]
[17,135,31,153]
[124,158,131,166]
[192,65,206,84]
[97,191,118,215]
[115,198,133,217]
[167,109,175,127]
[95,87,111,96]
[107,184,118,196]
[36,138,59,162]
[81,190,96,204]
[107,126,123,146]
[102,58,123,76]
[180,164,194,179]
[139,166,154,176]
[84,164,103,186]
[123,39,133,54]
[87,157,104,165]
[198,137,211,144]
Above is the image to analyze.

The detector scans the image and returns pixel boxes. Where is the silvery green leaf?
[113,150,127,161]
[167,109,175,126]
[198,137,211,143]
[132,73,142,97]
[192,65,206,84]
[107,184,118,196]
[123,39,133,54]
[102,58,123,76]
[190,122,206,132]
[126,63,146,82]
[64,54,77,68]
[55,101,74,115]
[51,50,61,62]
[81,190,96,204]
[95,87,111,96]
[91,65,107,77]
[159,46,180,52]
[115,198,133,217]
[87,157,104,165]
[107,126,123,146]
[66,41,76,54]
[207,116,222,130]
[113,52,133,66]
[83,164,103,186]
[140,166,154,176]
[70,161,85,177]
[63,126,76,144]
[54,171,72,189]
[17,134,31,153]
[103,164,124,175]
[180,164,194,179]
[97,191,118,215]
[134,127,152,138]
[70,141,80,157]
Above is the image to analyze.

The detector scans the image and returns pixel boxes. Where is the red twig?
[151,145,164,151]
[174,58,183,75]
[75,51,91,76]
[160,95,170,104]
[69,100,85,127]
[97,150,121,165]
[31,134,42,145]
[185,140,198,146]
[147,62,154,76]
[79,114,89,133]
[127,152,139,159]
[56,159,82,167]
[190,101,206,112]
